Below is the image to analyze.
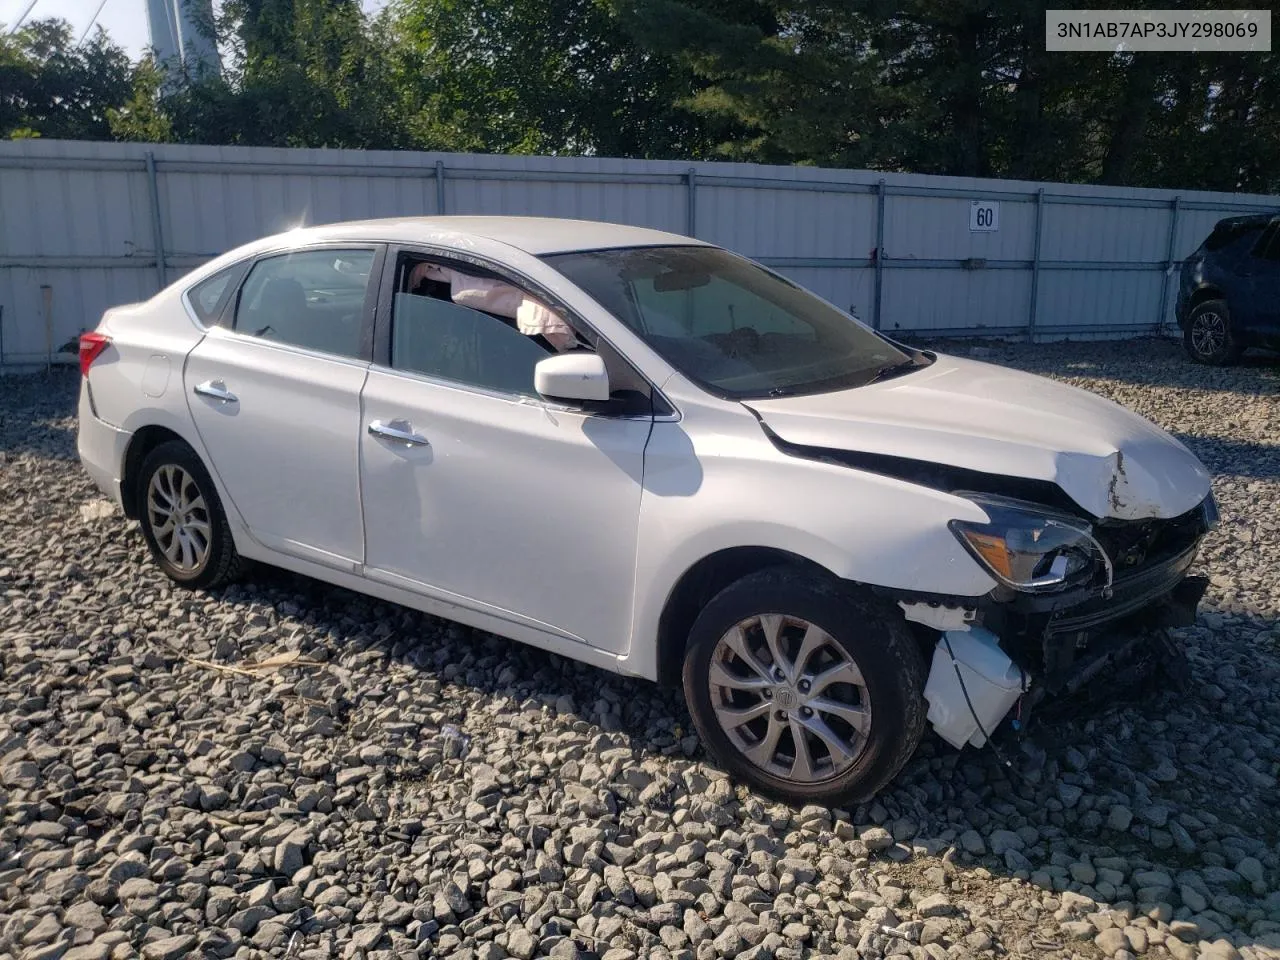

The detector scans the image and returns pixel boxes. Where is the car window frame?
[213,242,386,364]
[371,243,675,419]
[181,260,251,330]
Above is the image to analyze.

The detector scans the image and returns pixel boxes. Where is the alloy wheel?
[146,464,212,574]
[708,613,872,783]
[1191,311,1227,358]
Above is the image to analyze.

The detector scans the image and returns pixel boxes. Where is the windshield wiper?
[866,358,924,385]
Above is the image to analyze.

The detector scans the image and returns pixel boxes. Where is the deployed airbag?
[411,263,577,351]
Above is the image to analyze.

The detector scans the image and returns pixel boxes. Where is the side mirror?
[534,352,611,403]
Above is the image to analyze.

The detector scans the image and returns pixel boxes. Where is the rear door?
[184,244,383,569]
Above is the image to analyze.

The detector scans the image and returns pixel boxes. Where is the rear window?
[188,266,240,323]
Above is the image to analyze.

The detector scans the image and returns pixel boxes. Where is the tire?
[136,440,243,589]
[682,567,927,806]
[1183,299,1242,365]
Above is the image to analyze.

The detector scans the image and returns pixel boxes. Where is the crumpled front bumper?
[984,541,1208,694]
[897,493,1216,745]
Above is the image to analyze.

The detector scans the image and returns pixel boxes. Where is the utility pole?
[145,0,220,76]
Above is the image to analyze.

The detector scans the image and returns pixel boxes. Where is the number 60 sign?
[969,200,1000,232]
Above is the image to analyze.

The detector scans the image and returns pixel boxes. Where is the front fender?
[623,419,997,679]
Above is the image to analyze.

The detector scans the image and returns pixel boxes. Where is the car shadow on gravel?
[1171,434,1280,481]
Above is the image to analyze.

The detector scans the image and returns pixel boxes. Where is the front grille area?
[1046,543,1199,635]
[1092,497,1214,576]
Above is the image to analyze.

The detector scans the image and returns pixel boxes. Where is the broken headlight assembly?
[949,494,1112,594]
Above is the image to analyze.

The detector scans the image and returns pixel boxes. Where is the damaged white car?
[76,216,1218,805]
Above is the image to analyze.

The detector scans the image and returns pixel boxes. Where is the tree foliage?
[1,0,1277,193]
[1,20,131,141]
[383,0,717,158]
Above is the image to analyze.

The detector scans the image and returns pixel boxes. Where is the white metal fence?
[1,139,1277,367]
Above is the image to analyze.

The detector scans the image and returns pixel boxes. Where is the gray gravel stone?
[507,928,538,960]
[958,830,985,855]
[1107,805,1134,832]
[141,935,198,960]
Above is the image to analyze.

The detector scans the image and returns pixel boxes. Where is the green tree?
[108,58,174,143]
[611,0,889,166]
[158,0,407,148]
[611,0,1280,191]
[384,0,719,157]
[0,20,132,140]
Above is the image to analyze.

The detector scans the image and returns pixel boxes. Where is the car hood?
[744,354,1211,521]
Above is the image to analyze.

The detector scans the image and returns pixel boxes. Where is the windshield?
[543,245,917,399]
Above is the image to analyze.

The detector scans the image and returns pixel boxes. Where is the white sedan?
[76,216,1217,804]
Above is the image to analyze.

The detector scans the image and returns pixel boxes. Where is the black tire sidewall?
[1183,300,1238,365]
[136,440,237,589]
[682,568,927,806]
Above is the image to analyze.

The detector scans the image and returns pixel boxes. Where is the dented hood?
[744,354,1211,521]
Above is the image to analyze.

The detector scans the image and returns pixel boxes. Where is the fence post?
[1157,196,1181,331]
[145,151,167,289]
[435,160,446,214]
[1028,187,1045,340]
[686,168,698,238]
[873,178,886,330]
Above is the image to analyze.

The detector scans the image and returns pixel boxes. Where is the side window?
[233,249,374,359]
[391,259,555,397]
[188,266,239,324]
[390,255,660,414]
[1251,222,1280,262]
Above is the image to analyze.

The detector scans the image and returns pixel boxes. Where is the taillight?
[78,332,111,377]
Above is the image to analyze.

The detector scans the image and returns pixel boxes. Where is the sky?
[1,0,388,61]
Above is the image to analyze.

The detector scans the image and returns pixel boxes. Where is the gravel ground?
[1,337,1278,960]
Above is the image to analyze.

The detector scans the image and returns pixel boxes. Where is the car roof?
[1213,213,1274,229]
[265,216,710,256]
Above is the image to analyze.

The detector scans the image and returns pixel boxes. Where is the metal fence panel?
[1039,200,1170,262]
[0,138,1276,367]
[698,185,876,261]
[884,194,1038,261]
[882,269,1034,333]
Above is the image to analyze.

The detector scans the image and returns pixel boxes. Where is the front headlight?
[949,494,1109,593]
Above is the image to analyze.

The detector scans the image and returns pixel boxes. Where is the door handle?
[368,419,430,447]
[193,379,238,403]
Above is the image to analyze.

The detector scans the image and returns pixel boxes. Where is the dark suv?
[1176,213,1280,364]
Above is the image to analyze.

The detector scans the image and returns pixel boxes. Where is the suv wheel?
[137,440,243,588]
[682,567,926,806]
[1184,299,1242,365]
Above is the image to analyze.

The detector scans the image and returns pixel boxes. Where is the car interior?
[390,255,570,396]
[234,250,372,358]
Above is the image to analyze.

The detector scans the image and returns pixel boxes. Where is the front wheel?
[682,568,927,806]
[1183,299,1242,365]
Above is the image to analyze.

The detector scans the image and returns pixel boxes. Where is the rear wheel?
[682,567,927,806]
[137,440,242,589]
[1184,299,1242,365]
